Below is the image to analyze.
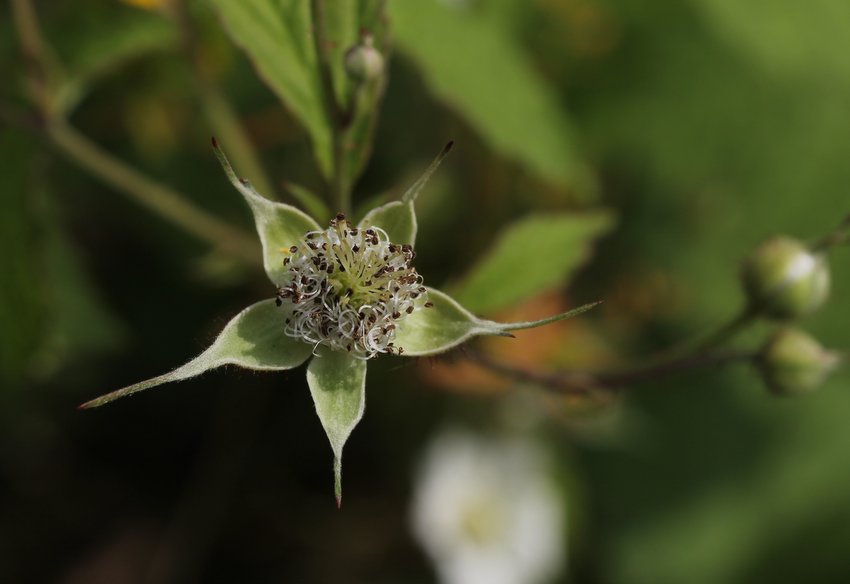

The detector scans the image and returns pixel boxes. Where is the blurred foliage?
[391,1,594,200]
[2,0,850,583]
[450,211,613,313]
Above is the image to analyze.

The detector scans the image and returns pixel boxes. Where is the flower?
[411,429,566,584]
[276,214,430,359]
[80,139,598,504]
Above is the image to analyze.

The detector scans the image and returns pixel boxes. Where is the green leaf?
[213,139,320,284]
[451,211,614,313]
[395,288,601,356]
[208,0,332,177]
[357,141,454,245]
[209,0,388,184]
[80,300,312,409]
[693,0,850,84]
[391,2,589,192]
[306,348,367,506]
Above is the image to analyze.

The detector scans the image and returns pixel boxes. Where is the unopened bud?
[758,328,839,396]
[741,236,829,319]
[344,36,384,82]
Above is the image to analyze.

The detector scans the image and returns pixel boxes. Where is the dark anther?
[424,301,434,308]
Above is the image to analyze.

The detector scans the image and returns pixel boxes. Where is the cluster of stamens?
[275,213,432,359]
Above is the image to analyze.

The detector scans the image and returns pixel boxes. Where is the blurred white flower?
[411,430,566,584]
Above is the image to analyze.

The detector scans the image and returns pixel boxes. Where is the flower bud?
[758,328,840,396]
[741,236,829,319]
[344,36,384,82]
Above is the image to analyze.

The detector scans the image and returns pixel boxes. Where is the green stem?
[12,0,261,266]
[310,0,351,214]
[47,119,261,266]
[685,305,756,354]
[10,0,59,115]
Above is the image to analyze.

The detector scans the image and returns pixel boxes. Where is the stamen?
[274,220,429,358]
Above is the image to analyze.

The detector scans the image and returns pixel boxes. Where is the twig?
[464,347,754,395]
[10,0,58,114]
[810,214,850,252]
[11,0,262,266]
[47,119,261,266]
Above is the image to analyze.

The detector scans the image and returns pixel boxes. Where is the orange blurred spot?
[421,291,614,399]
[122,0,165,10]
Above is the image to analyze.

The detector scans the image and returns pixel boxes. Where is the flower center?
[275,213,431,359]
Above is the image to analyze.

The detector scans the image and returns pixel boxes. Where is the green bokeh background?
[2,0,849,582]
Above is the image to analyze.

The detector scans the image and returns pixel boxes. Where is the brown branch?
[463,347,754,395]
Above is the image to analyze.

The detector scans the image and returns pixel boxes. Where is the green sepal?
[394,288,601,357]
[306,347,367,507]
[213,138,320,285]
[79,300,312,409]
[401,141,454,204]
[358,201,417,246]
[357,142,453,246]
[494,300,602,332]
[394,288,496,356]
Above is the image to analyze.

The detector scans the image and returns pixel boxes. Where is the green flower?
[80,140,597,505]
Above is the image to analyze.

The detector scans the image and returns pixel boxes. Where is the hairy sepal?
[394,289,601,356]
[213,139,320,284]
[80,300,312,408]
[306,347,367,507]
